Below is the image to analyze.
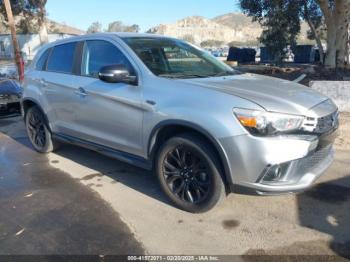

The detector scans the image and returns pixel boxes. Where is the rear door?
[40,42,80,135]
[70,39,144,156]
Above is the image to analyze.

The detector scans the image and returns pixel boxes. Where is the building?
[0,33,78,61]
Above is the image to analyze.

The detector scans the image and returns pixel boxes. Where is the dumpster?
[293,45,315,63]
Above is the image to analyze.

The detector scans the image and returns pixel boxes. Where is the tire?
[25,106,59,153]
[155,133,226,213]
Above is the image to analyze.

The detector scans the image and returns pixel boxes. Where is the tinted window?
[36,49,50,71]
[81,40,133,78]
[47,42,77,74]
[123,37,235,78]
[0,41,5,52]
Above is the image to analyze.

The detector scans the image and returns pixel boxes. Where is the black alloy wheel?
[156,133,225,213]
[27,108,47,148]
[25,106,59,153]
[163,145,211,204]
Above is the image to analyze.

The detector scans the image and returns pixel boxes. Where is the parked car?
[0,79,22,117]
[211,50,223,57]
[22,33,339,213]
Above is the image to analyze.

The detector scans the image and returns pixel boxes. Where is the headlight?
[233,108,304,136]
[0,94,20,101]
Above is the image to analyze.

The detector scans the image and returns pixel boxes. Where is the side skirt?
[52,133,152,170]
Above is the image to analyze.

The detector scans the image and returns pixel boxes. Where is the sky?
[46,0,241,32]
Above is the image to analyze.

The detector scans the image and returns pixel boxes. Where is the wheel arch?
[22,98,51,130]
[22,98,42,114]
[148,120,233,188]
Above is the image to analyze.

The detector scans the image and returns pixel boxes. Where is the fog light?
[263,165,283,182]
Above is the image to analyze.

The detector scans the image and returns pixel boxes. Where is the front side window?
[81,40,133,78]
[47,42,77,74]
[122,37,236,78]
[36,49,50,71]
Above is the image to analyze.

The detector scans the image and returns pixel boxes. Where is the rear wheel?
[25,106,59,153]
[156,133,225,213]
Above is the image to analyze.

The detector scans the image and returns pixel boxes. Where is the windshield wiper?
[209,71,238,77]
[159,73,210,79]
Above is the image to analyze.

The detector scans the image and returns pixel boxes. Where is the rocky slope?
[147,14,258,45]
[47,20,85,35]
[212,12,262,43]
[147,13,310,46]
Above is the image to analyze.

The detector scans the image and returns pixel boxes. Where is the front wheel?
[25,106,59,153]
[156,133,226,213]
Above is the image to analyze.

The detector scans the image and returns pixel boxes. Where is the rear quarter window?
[47,42,77,74]
[35,49,50,71]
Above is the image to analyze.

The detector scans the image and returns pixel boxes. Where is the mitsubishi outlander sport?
[22,33,339,213]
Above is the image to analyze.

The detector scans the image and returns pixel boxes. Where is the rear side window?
[81,40,133,78]
[35,49,50,71]
[47,42,77,74]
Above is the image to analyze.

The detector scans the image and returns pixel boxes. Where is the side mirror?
[98,64,137,85]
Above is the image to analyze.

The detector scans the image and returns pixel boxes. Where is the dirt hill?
[147,13,310,46]
[47,20,85,35]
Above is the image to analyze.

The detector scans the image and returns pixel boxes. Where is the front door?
[71,39,144,156]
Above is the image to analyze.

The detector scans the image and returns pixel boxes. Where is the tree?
[0,14,7,32]
[16,18,37,33]
[301,0,326,64]
[32,0,48,44]
[240,0,301,64]
[317,0,350,68]
[0,0,48,44]
[124,24,140,33]
[107,21,124,32]
[239,0,350,68]
[107,21,140,33]
[87,21,102,34]
[2,0,21,81]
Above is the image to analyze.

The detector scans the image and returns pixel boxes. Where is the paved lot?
[0,116,349,259]
[0,118,144,255]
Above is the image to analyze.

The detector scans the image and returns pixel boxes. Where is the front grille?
[0,102,21,115]
[0,94,20,103]
[302,110,339,134]
[315,111,339,133]
[0,94,10,100]
[296,144,332,174]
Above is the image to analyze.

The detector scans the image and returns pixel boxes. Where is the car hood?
[0,79,22,96]
[179,73,329,115]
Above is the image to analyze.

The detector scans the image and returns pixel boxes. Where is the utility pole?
[3,0,22,81]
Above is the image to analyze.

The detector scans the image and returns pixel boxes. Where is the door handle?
[74,87,88,97]
[36,78,48,87]
[146,100,156,106]
[41,80,48,87]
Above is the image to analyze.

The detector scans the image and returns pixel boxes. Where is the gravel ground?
[335,113,350,151]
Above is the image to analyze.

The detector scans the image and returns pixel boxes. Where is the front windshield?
[122,37,237,79]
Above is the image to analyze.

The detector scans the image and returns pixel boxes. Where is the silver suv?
[22,33,339,213]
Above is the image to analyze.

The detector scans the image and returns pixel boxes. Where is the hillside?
[0,15,84,35]
[147,15,255,45]
[147,13,310,46]
[47,20,85,35]
[213,12,261,35]
[147,15,260,45]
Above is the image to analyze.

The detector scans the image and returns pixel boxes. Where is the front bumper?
[0,100,21,117]
[220,128,338,194]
